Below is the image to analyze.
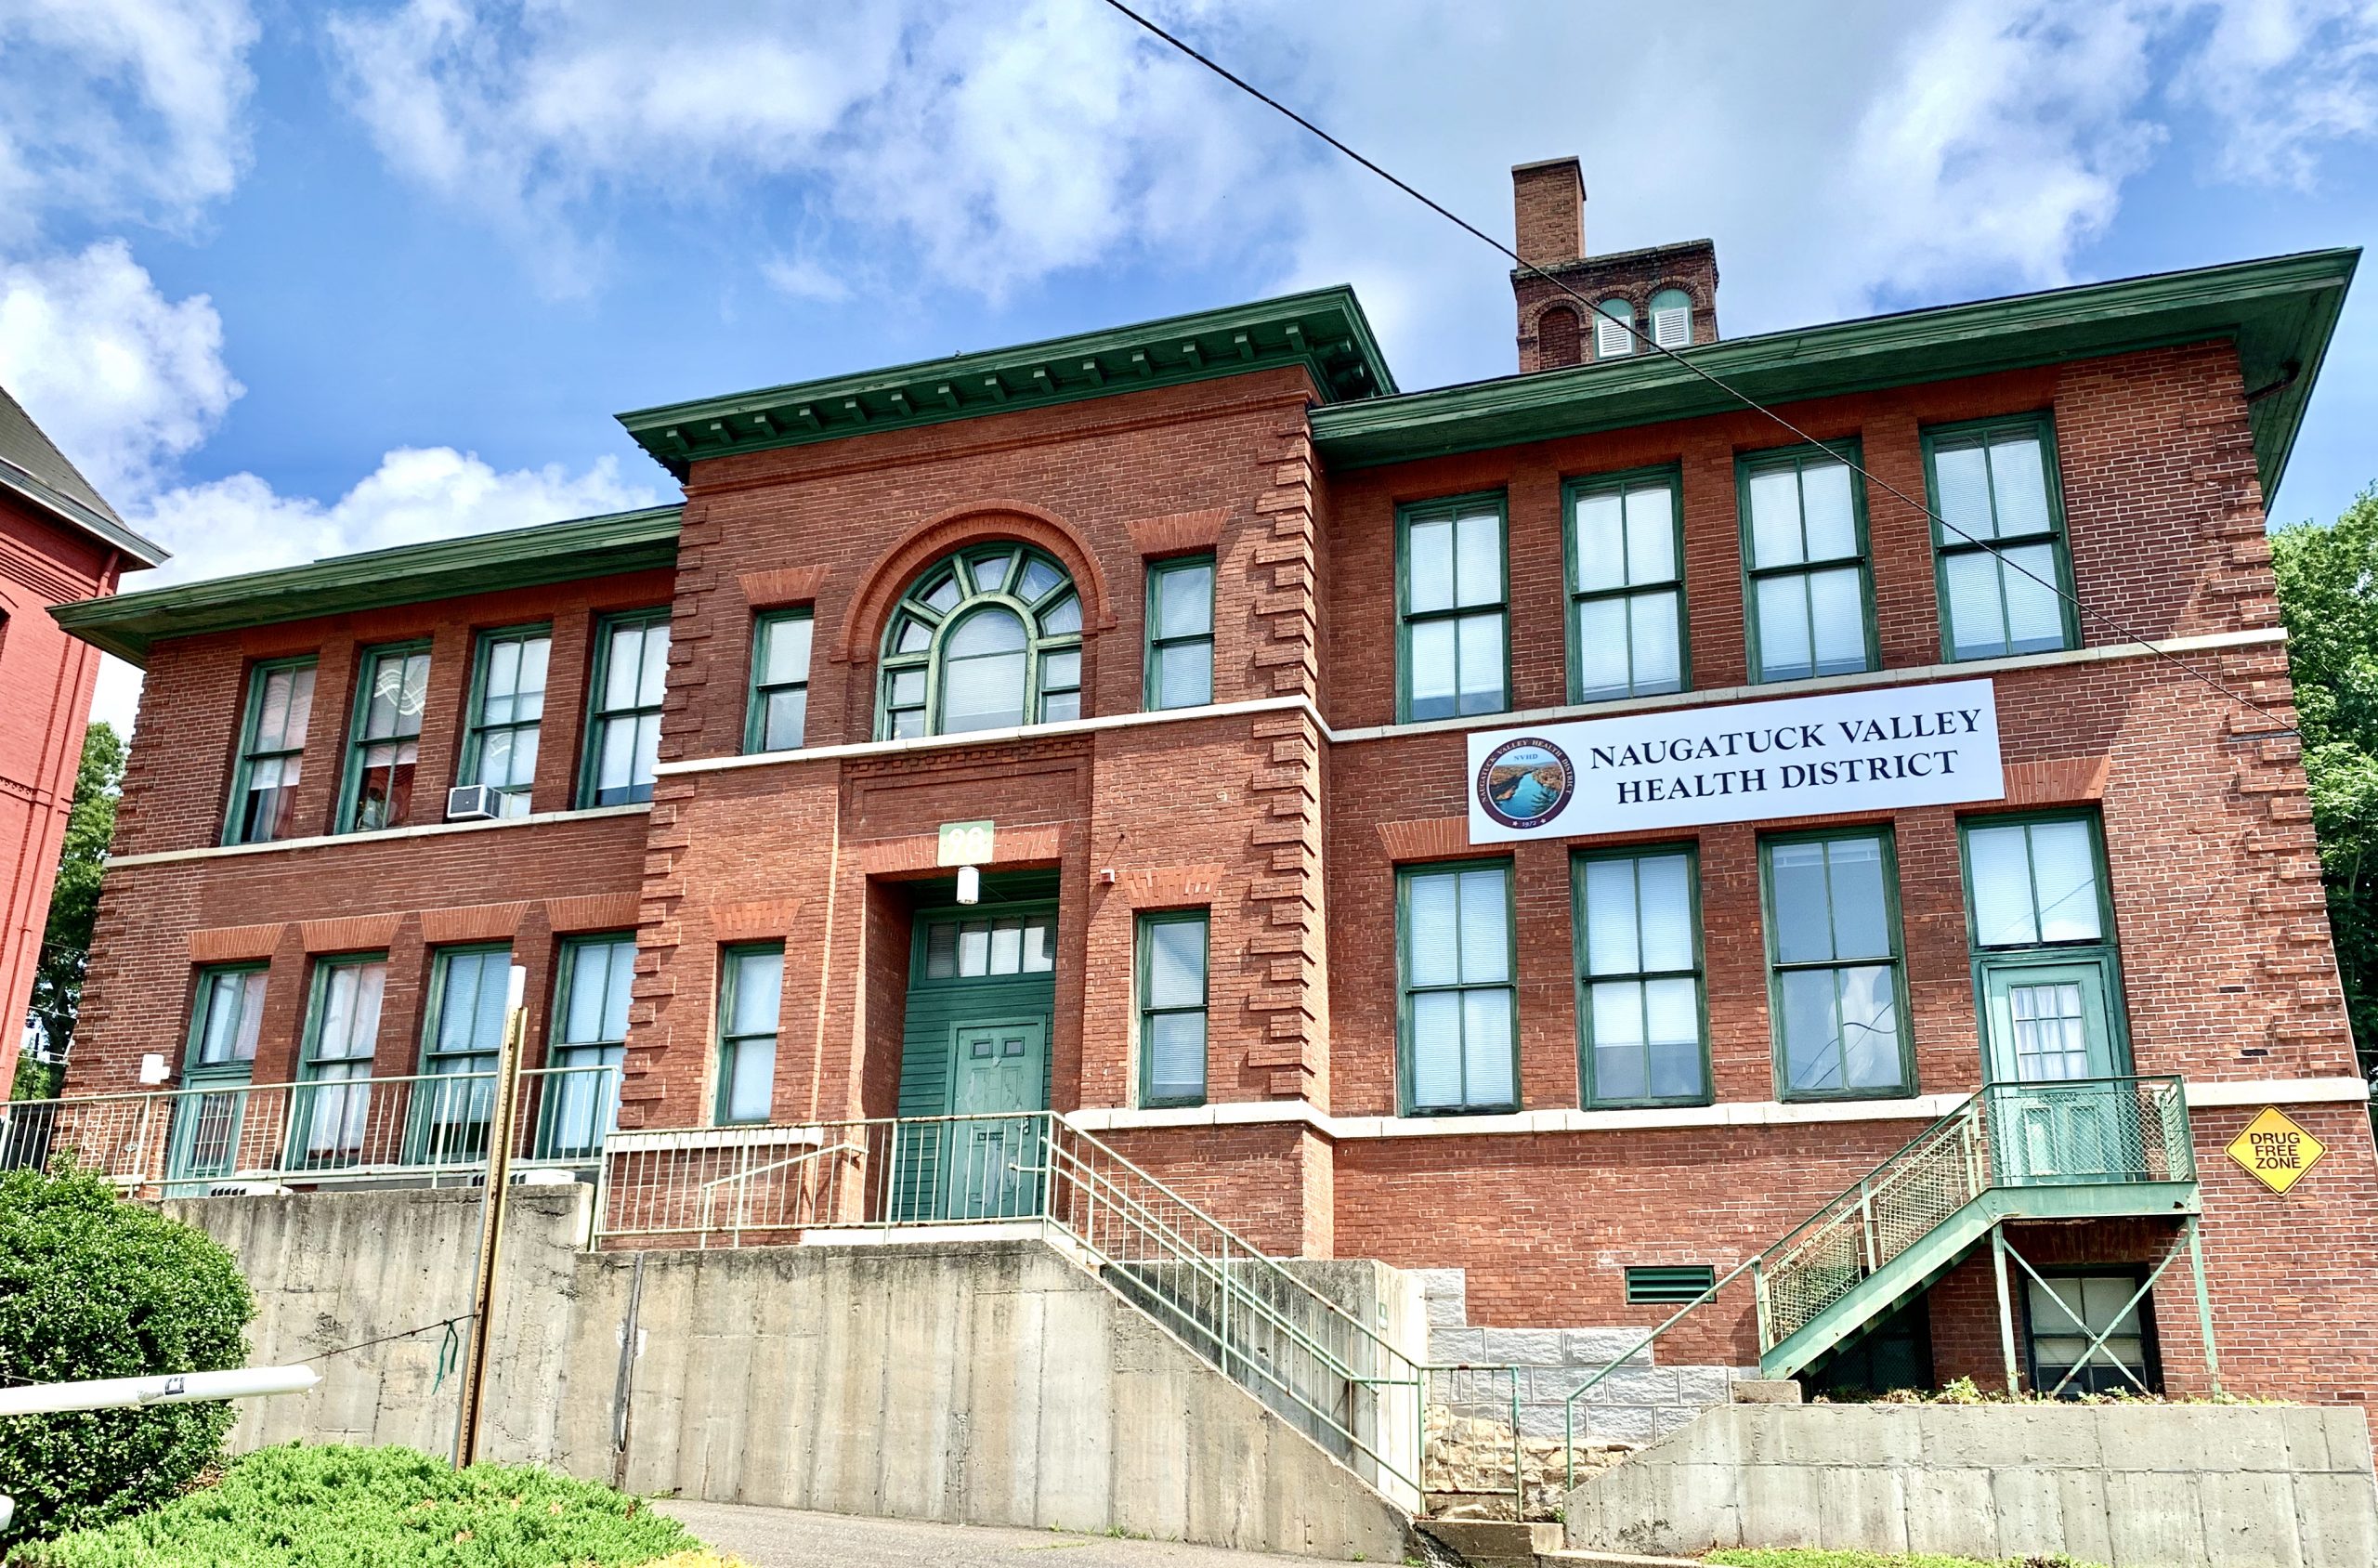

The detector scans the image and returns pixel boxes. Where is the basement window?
[1625,1265,1715,1304]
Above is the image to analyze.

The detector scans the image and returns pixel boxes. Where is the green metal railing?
[1563,1075,2194,1487]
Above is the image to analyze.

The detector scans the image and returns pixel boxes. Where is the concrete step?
[1416,1519,1562,1567]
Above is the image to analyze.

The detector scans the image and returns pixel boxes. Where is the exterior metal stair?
[1752,1076,2199,1379]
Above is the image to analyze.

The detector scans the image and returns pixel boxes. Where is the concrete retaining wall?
[166,1189,1412,1561]
[1563,1403,2378,1568]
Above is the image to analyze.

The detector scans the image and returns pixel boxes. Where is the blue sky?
[1,1,2372,731]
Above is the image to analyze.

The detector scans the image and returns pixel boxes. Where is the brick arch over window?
[832,501,1117,663]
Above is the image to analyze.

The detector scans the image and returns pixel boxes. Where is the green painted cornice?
[1313,248,2358,503]
[617,286,1395,478]
[50,503,682,666]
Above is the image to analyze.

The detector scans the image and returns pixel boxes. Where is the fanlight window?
[879,544,1084,738]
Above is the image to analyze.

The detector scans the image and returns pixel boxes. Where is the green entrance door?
[947,1018,1048,1218]
[894,902,1058,1222]
[1980,956,2132,1183]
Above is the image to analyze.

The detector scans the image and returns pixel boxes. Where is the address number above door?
[938,819,995,867]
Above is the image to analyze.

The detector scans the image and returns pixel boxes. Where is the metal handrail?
[1561,1073,2194,1490]
[697,1142,865,1248]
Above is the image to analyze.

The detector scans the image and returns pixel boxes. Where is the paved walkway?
[656,1500,1353,1568]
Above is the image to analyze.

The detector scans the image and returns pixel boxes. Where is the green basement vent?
[1625,1265,1717,1304]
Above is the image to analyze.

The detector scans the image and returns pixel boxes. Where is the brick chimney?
[1512,158,1719,373]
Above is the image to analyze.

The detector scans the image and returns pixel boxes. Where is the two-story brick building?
[48,161,2376,1411]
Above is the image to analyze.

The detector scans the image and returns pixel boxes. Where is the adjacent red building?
[0,387,163,1086]
[49,163,2378,1422]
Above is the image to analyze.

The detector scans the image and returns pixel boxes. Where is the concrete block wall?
[1413,1267,1754,1444]
[169,1187,1413,1561]
[1563,1403,2378,1568]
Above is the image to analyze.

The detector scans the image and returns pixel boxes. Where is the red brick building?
[0,386,163,1086]
[50,164,2377,1415]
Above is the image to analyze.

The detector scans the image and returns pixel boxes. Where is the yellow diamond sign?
[2227,1106,2327,1195]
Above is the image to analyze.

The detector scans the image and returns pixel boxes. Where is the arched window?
[1592,299,1635,359]
[1650,288,1693,349]
[1537,305,1582,368]
[879,544,1084,738]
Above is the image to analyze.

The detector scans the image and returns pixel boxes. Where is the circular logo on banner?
[1477,738,1575,830]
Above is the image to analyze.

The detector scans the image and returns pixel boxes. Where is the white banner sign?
[1465,679,2005,843]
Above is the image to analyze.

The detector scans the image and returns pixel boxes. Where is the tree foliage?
[0,1166,254,1539]
[2271,484,2378,1097]
[18,722,124,1099]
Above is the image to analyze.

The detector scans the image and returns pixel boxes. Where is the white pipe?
[0,1364,319,1417]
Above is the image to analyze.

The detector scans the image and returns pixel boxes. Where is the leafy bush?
[0,1165,255,1538]
[16,1444,708,1567]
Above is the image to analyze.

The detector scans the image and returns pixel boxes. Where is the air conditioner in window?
[446,784,503,822]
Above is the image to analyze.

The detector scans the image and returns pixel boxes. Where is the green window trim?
[1573,843,1712,1109]
[1625,1265,1715,1304]
[745,608,815,753]
[876,544,1083,739]
[1143,555,1216,712]
[1921,412,2080,661]
[335,640,433,834]
[1395,858,1521,1117]
[1758,826,1916,1102]
[223,655,319,846]
[544,932,634,1157]
[715,942,785,1126]
[183,963,268,1078]
[1562,465,1690,704]
[458,623,552,816]
[415,945,511,1162]
[291,952,390,1169]
[577,608,671,809]
[1395,491,1510,724]
[1736,442,1879,685]
[1957,808,2133,1078]
[1136,908,1210,1108]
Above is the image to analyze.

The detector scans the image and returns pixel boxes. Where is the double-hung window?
[417,947,509,1161]
[581,610,670,807]
[460,626,549,817]
[717,944,783,1125]
[1740,446,1876,683]
[1144,556,1215,710]
[2028,1272,2159,1397]
[1399,495,1508,722]
[166,965,267,1184]
[1963,812,2126,1089]
[338,643,431,833]
[1762,830,1911,1099]
[545,934,633,1156]
[746,610,812,752]
[227,658,317,845]
[1925,415,2076,660]
[1399,861,1518,1115]
[1568,469,1687,701]
[1575,847,1707,1105]
[1137,911,1209,1106]
[293,955,386,1168]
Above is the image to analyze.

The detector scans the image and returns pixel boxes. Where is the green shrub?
[0,1165,254,1538]
[17,1444,704,1567]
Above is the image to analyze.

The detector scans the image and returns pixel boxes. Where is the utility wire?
[1096,0,2300,738]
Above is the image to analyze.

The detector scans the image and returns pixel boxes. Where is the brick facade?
[60,247,2378,1405]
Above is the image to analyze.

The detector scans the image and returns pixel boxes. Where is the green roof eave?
[49,503,683,666]
[1312,248,2358,503]
[616,286,1396,478]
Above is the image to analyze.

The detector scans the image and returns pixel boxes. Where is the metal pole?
[453,965,529,1468]
[2186,1214,2223,1396]
[1990,1225,2021,1394]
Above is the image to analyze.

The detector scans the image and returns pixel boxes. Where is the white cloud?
[0,0,257,244]
[0,240,242,495]
[2175,0,2378,186]
[85,446,664,731]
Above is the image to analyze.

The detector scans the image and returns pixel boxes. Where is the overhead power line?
[1096,0,2300,738]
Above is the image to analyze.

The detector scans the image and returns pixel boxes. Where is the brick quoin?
[57,208,2378,1404]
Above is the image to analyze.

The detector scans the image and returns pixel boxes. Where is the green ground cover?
[13,1444,734,1567]
[1705,1551,2100,1568]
